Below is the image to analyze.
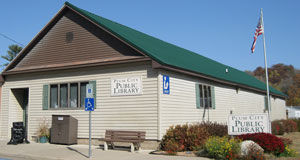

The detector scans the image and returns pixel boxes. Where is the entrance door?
[11,88,29,138]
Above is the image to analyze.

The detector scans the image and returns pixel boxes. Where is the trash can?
[51,115,78,145]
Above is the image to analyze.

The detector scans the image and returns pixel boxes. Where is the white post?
[261,8,272,133]
[89,111,91,158]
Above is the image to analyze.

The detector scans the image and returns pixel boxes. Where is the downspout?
[157,71,161,140]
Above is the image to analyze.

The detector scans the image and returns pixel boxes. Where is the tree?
[1,44,23,66]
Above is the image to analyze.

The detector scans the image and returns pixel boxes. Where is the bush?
[272,119,298,134]
[237,133,284,155]
[272,121,284,135]
[197,122,228,137]
[290,118,300,132]
[160,124,209,153]
[282,120,298,133]
[205,136,240,160]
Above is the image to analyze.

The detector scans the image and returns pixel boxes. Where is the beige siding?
[14,11,141,70]
[270,97,286,120]
[158,70,286,139]
[0,87,9,140]
[0,62,158,140]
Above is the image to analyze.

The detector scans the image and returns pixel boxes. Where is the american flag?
[251,14,264,53]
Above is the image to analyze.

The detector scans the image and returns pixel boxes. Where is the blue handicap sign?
[163,75,170,94]
[85,98,95,111]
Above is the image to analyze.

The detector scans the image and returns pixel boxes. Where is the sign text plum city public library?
[228,114,269,135]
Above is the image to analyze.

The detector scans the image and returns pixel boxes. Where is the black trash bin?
[50,115,78,145]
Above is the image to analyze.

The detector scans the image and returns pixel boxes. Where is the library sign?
[228,114,269,135]
[111,77,142,96]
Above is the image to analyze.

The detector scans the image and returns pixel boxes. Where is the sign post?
[85,84,94,158]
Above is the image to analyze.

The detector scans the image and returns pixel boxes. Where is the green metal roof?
[65,2,286,97]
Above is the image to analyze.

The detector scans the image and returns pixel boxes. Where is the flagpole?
[261,8,272,133]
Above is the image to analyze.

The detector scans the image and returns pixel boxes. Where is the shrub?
[282,120,298,133]
[237,133,284,155]
[290,118,300,132]
[160,124,209,153]
[186,124,210,151]
[272,121,284,135]
[197,121,228,137]
[240,143,266,160]
[205,136,240,160]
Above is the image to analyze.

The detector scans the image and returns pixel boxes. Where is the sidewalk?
[0,141,210,160]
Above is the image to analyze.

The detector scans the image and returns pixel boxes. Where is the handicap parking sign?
[85,98,95,111]
[163,75,170,94]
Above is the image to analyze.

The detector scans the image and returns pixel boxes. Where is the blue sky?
[0,0,299,71]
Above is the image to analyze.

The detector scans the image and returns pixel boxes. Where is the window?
[196,84,215,109]
[49,82,89,109]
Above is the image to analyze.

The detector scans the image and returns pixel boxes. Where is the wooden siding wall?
[270,97,286,121]
[14,10,141,70]
[158,70,286,139]
[0,62,158,140]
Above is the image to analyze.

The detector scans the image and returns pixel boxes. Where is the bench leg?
[111,142,115,149]
[104,142,108,151]
[130,143,134,152]
[136,143,141,151]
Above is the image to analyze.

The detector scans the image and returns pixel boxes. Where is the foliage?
[272,119,298,135]
[279,145,298,157]
[278,137,298,157]
[237,133,284,155]
[36,118,50,138]
[280,137,293,146]
[1,44,23,66]
[290,118,300,132]
[272,120,284,135]
[160,124,209,153]
[246,63,300,106]
[282,120,298,133]
[197,121,228,137]
[204,136,240,160]
[240,143,266,160]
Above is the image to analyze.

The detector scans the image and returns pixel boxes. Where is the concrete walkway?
[0,141,210,160]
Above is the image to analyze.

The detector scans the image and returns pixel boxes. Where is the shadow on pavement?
[66,147,89,158]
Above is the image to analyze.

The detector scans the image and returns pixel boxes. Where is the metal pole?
[261,8,272,133]
[89,111,91,158]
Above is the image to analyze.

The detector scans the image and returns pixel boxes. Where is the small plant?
[36,118,50,139]
[237,133,284,156]
[279,145,298,157]
[204,136,240,160]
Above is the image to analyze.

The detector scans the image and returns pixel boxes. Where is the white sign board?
[86,84,93,98]
[295,111,300,118]
[111,77,142,96]
[228,114,269,135]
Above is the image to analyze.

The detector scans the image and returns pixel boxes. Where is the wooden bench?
[100,130,146,152]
